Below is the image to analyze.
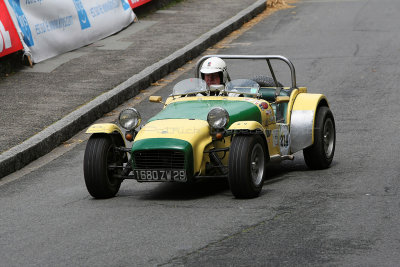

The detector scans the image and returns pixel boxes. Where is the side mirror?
[275,96,290,104]
[149,96,163,103]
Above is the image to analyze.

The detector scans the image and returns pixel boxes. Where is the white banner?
[5,0,135,63]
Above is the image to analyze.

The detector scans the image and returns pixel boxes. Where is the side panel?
[266,124,280,157]
[289,93,328,153]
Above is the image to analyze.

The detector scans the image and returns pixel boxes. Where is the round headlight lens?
[207,107,229,129]
[118,108,141,130]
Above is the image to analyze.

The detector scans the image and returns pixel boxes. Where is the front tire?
[83,135,123,198]
[228,135,267,199]
[303,106,336,169]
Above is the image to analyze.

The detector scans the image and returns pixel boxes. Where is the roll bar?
[195,55,297,89]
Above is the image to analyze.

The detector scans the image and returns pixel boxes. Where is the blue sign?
[7,0,34,47]
[121,0,131,10]
[72,0,91,30]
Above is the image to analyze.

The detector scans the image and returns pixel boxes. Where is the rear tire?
[303,106,336,169]
[228,135,267,199]
[83,135,123,198]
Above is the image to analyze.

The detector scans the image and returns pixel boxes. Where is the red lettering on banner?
[0,1,23,57]
[127,0,152,9]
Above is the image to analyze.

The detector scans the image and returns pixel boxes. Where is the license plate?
[134,169,187,182]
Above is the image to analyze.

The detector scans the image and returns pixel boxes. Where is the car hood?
[134,119,211,145]
[148,99,262,127]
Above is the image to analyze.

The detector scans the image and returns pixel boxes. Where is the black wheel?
[228,135,267,199]
[303,106,336,169]
[252,75,283,87]
[83,134,124,198]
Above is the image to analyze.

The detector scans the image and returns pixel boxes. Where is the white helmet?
[200,57,229,84]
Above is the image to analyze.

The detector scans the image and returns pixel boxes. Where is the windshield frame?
[224,79,260,97]
[171,78,208,97]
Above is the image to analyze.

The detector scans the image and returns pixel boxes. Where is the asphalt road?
[2,0,400,266]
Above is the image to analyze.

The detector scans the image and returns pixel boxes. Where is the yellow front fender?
[86,123,124,135]
[86,123,126,145]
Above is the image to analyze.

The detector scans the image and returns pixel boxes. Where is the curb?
[0,0,267,179]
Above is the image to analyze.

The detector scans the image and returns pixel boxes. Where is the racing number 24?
[280,134,289,147]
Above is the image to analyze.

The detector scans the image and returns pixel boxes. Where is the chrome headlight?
[118,108,141,130]
[207,107,229,129]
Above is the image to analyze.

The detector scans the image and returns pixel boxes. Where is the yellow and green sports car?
[83,55,336,199]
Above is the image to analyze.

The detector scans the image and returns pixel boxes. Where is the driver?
[200,57,229,88]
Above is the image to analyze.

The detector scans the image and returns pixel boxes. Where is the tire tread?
[228,135,266,198]
[83,135,121,198]
[303,106,335,170]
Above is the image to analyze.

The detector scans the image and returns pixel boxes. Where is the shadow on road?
[123,157,313,200]
[138,177,231,200]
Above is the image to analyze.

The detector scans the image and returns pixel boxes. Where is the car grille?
[133,150,185,169]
